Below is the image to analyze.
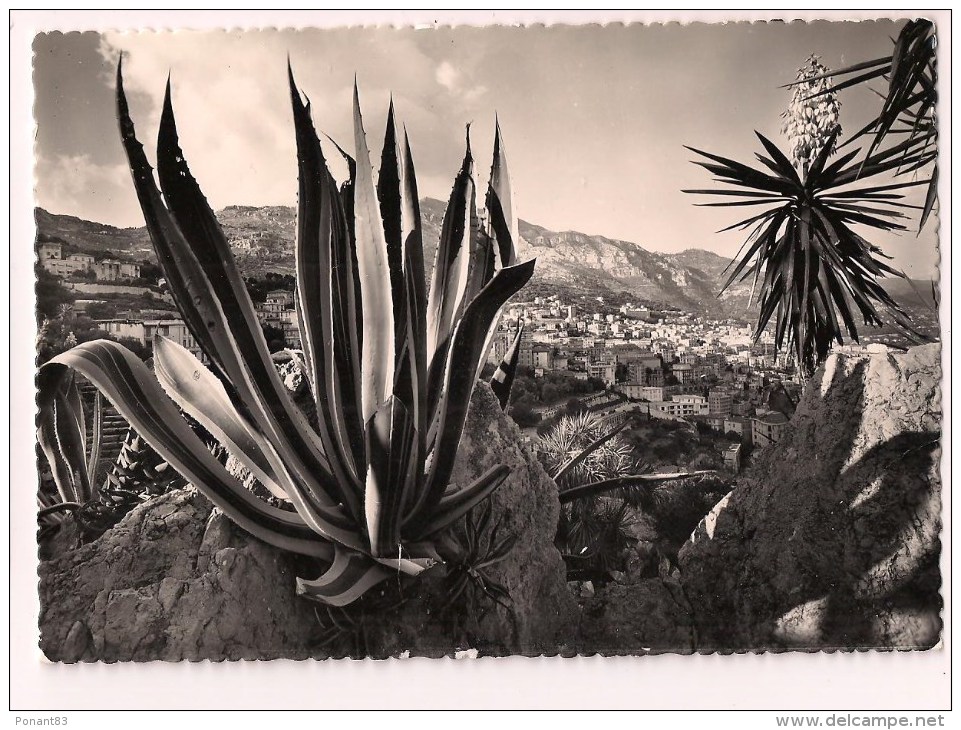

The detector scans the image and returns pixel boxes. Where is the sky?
[32,21,939,278]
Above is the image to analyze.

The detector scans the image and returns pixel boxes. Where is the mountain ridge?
[34,203,935,321]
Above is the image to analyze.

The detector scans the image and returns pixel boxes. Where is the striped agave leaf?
[489,321,525,410]
[36,63,535,607]
[37,372,94,504]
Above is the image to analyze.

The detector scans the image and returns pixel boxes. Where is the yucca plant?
[37,62,534,607]
[685,56,935,375]
[795,19,938,230]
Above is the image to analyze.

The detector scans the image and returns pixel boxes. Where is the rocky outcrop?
[38,382,577,661]
[39,489,320,662]
[678,344,942,651]
[577,575,695,655]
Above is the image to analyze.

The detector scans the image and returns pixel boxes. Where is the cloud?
[435,61,460,91]
[35,153,141,227]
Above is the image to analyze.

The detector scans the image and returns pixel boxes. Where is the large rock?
[38,382,577,661]
[39,489,319,662]
[678,344,942,651]
[576,576,695,654]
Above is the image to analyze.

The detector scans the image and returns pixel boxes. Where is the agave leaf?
[296,545,393,607]
[39,340,340,559]
[51,386,93,502]
[489,321,525,410]
[413,465,510,540]
[86,390,103,484]
[377,99,412,360]
[364,397,415,557]
[486,120,519,267]
[351,83,396,423]
[407,259,535,535]
[116,62,227,383]
[119,68,345,518]
[38,400,81,504]
[398,130,428,511]
[426,131,476,372]
[152,335,288,500]
[288,67,365,506]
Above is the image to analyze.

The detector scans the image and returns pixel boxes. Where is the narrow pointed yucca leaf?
[551,420,629,484]
[414,465,510,540]
[486,120,519,267]
[38,340,338,559]
[296,545,393,607]
[806,129,841,182]
[490,321,524,410]
[288,68,365,505]
[802,66,890,101]
[755,132,803,185]
[919,164,938,231]
[782,56,889,87]
[558,471,717,504]
[86,390,103,484]
[153,335,288,500]
[407,259,535,535]
[426,132,476,371]
[685,146,797,195]
[352,83,396,423]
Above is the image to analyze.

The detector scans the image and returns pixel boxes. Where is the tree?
[508,401,540,428]
[260,323,286,353]
[35,263,75,324]
[138,260,163,283]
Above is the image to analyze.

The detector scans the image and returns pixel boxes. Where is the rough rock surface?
[577,575,695,655]
[678,344,942,651]
[38,382,577,661]
[326,382,579,657]
[39,489,319,662]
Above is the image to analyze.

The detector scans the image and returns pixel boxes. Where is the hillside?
[34,203,937,329]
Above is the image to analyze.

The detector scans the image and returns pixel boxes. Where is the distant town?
[35,227,917,473]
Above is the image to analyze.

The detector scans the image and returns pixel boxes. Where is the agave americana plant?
[36,62,534,606]
[685,55,935,375]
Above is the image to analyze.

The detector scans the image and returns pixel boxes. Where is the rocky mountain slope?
[35,202,936,323]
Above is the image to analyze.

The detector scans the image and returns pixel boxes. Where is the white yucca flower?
[781,54,842,175]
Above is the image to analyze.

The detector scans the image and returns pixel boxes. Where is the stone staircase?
[77,379,129,470]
